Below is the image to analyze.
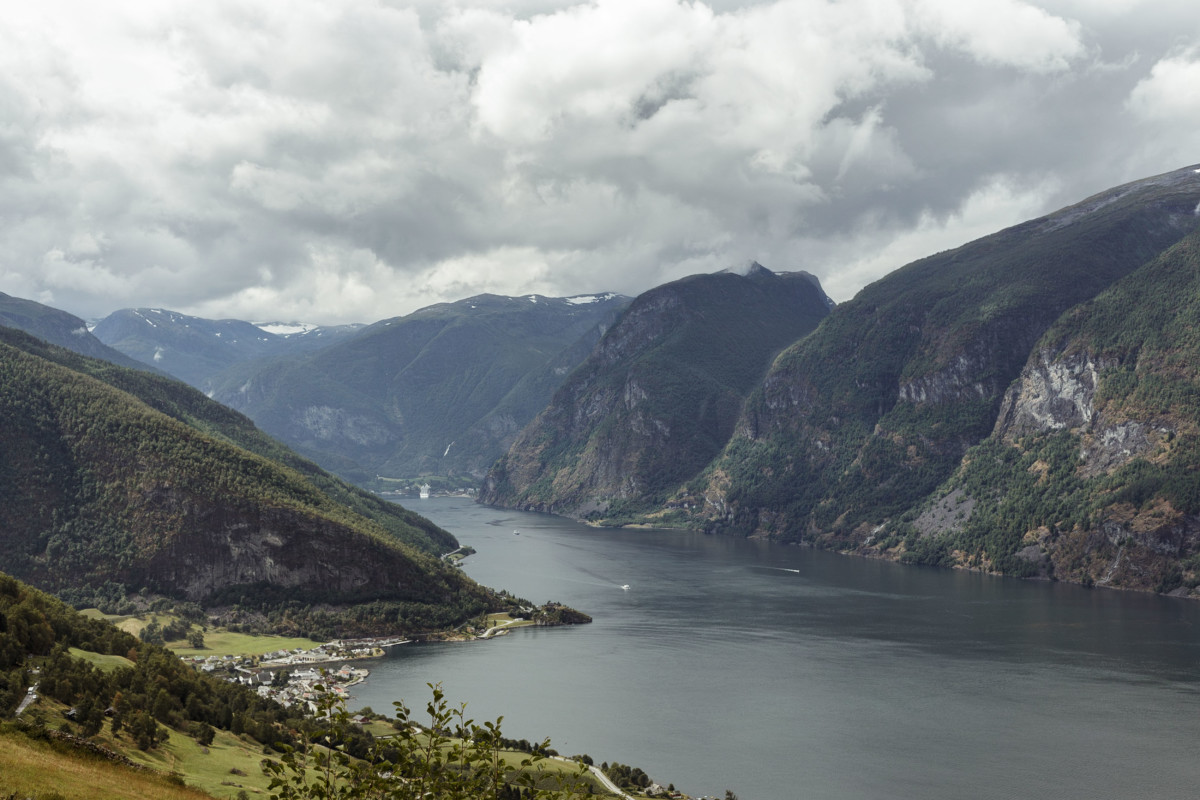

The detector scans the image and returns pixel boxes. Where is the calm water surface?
[354,497,1200,800]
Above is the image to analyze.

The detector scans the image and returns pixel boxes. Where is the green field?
[168,629,323,658]
[67,647,136,672]
[79,609,323,658]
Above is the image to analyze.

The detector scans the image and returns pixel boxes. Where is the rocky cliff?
[900,225,1200,595]
[686,165,1200,554]
[481,265,833,521]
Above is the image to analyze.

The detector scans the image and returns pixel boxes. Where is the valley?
[6,164,1200,799]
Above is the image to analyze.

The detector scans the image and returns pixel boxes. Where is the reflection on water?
[352,497,1200,800]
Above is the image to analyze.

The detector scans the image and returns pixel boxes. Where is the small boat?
[621,585,630,591]
[513,530,520,535]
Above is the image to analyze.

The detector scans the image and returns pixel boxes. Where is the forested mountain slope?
[900,227,1200,594]
[0,326,488,628]
[207,292,629,485]
[480,266,833,520]
[677,165,1200,562]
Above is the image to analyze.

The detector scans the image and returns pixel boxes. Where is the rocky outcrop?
[298,405,398,448]
[994,347,1174,477]
[994,349,1107,438]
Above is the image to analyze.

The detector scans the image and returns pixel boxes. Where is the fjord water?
[356,498,1200,800]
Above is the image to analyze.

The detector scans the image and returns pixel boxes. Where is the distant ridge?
[205,291,630,485]
[92,307,364,387]
[0,292,158,372]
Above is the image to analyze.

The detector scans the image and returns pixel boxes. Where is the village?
[185,637,409,711]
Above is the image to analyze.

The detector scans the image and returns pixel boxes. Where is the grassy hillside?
[0,571,305,792]
[0,324,455,556]
[0,727,215,800]
[0,571,620,800]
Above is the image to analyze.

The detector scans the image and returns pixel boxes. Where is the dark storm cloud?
[0,0,1197,323]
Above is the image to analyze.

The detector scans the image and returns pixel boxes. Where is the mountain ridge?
[205,291,631,485]
[0,292,161,373]
[480,265,833,519]
[0,324,488,631]
[681,164,1200,548]
[92,307,364,388]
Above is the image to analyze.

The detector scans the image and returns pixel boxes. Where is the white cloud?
[0,0,1195,324]
[913,0,1085,72]
[1126,50,1200,122]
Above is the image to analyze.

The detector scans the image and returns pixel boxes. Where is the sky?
[2,0,1199,325]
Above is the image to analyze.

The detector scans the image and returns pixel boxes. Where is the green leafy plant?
[264,682,588,800]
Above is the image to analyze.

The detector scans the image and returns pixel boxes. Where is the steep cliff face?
[693,165,1200,547]
[899,226,1200,595]
[994,349,1107,436]
[481,266,833,520]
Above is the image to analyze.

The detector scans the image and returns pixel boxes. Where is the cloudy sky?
[2,0,1198,324]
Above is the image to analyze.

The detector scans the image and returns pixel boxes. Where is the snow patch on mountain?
[565,293,618,305]
[254,322,319,336]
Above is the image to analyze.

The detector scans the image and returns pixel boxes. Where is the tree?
[264,683,588,800]
[190,720,216,746]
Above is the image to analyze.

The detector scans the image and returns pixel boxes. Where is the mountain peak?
[718,259,772,278]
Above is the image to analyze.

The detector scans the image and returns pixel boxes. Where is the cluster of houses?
[252,663,371,710]
[186,637,408,711]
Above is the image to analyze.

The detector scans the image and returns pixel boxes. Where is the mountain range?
[94,293,629,487]
[1,292,158,373]
[484,164,1200,596]
[7,164,1200,601]
[91,309,364,388]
